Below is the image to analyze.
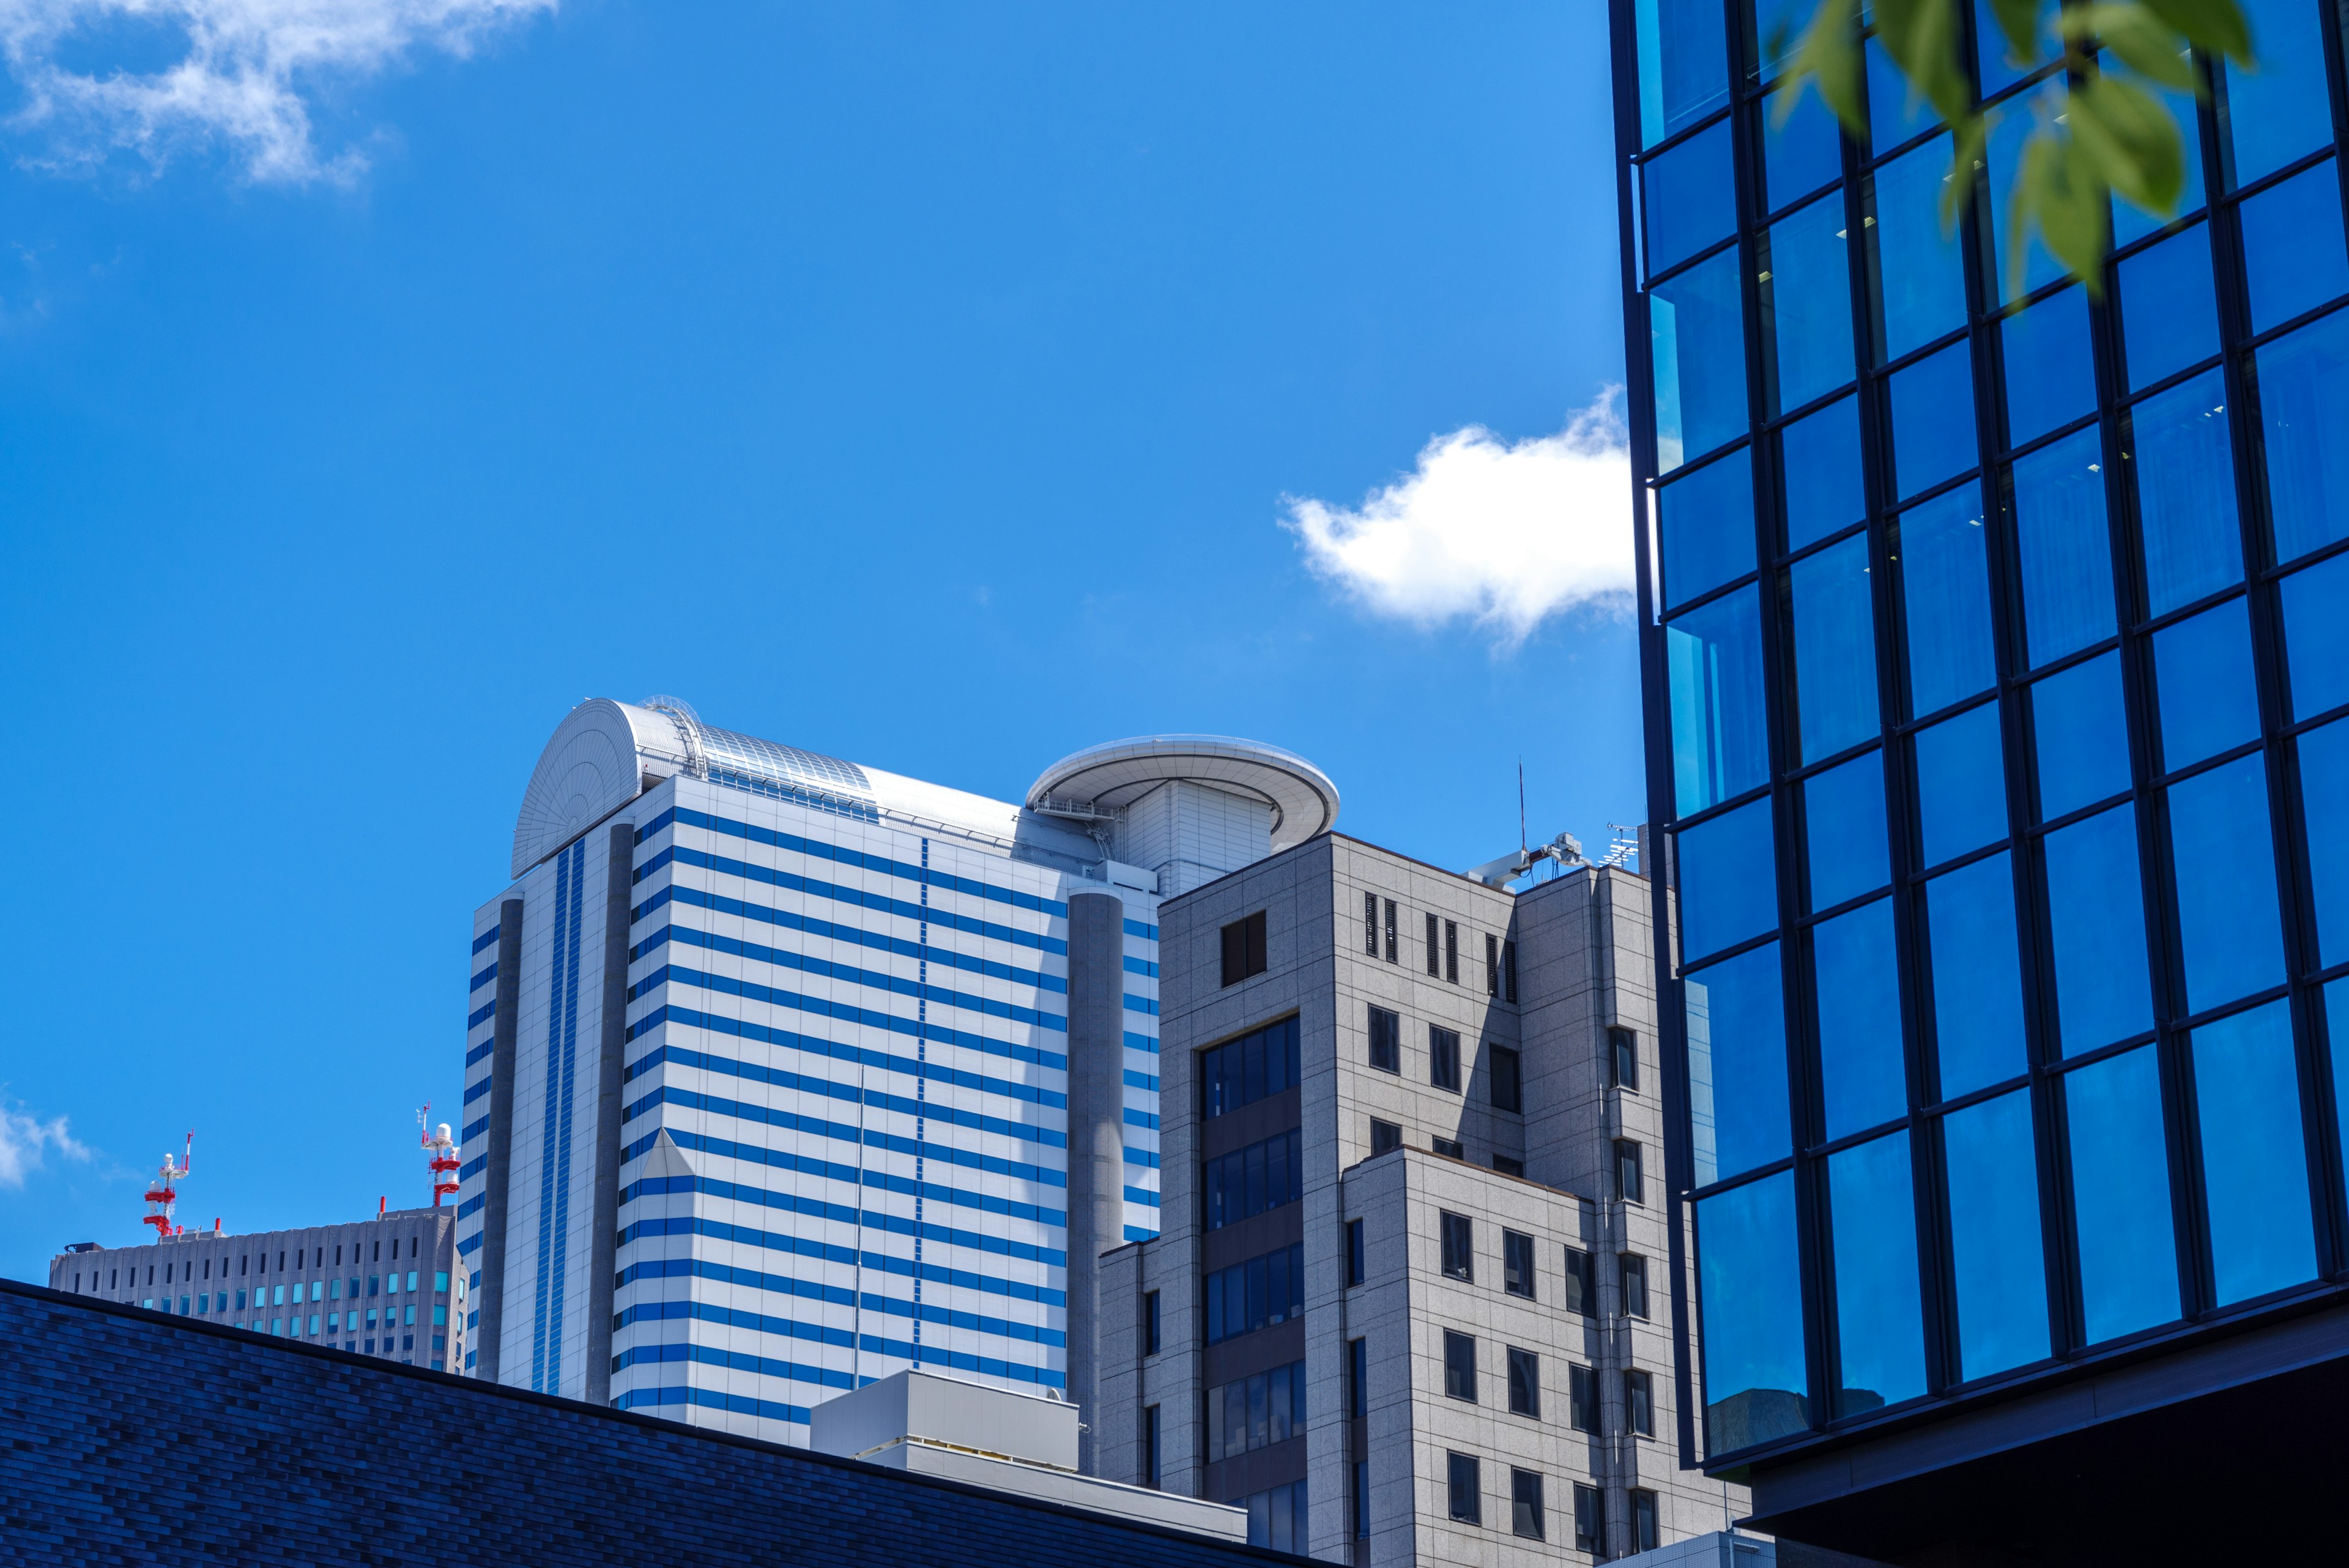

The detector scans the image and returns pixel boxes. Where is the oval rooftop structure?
[1026,735,1340,853]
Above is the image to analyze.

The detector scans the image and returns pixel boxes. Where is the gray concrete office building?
[1093,833,1747,1563]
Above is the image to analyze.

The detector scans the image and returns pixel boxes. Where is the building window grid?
[1630,0,2349,1463]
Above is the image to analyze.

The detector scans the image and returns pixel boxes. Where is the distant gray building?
[50,1208,464,1369]
[1092,833,1748,1562]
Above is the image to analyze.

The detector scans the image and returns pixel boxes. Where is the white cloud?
[0,0,556,184]
[1282,393,1635,647]
[0,1101,91,1187]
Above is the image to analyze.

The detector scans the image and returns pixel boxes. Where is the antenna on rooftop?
[1518,760,1527,858]
[420,1105,460,1208]
[143,1132,193,1240]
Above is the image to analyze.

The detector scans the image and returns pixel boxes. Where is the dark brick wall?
[1,1280,1302,1567]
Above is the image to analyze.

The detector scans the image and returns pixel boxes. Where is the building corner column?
[1064,889,1127,1474]
[584,823,634,1406]
[476,896,525,1383]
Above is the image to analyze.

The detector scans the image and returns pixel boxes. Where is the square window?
[1575,1483,1606,1554]
[1444,1331,1479,1402]
[1440,1212,1474,1280]
[1632,1488,1661,1551]
[1447,1451,1482,1524]
[1493,1154,1526,1177]
[1507,1347,1542,1418]
[1616,1139,1646,1204]
[1628,1370,1655,1436]
[1569,1364,1598,1433]
[1503,1230,1536,1298]
[1220,912,1268,986]
[1142,1290,1161,1355]
[1622,1254,1651,1318]
[1609,1027,1640,1090]
[1368,1006,1401,1074]
[1430,1025,1462,1090]
[1491,1045,1523,1112]
[1370,1118,1402,1157]
[1564,1247,1595,1316]
[1511,1469,1546,1540]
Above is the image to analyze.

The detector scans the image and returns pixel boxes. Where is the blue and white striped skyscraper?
[456,699,1337,1457]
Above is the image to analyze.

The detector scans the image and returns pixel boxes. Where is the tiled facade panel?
[0,1282,1302,1568]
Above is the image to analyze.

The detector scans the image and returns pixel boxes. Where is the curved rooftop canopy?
[1026,735,1340,852]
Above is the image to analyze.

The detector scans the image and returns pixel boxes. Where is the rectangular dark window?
[1439,1211,1474,1280]
[1609,1025,1639,1090]
[1568,1364,1597,1432]
[1143,1290,1161,1355]
[1503,940,1518,1003]
[1370,1118,1402,1157]
[1490,1045,1523,1112]
[1221,911,1268,986]
[1354,1459,1370,1539]
[1511,1469,1545,1540]
[1203,1128,1304,1230]
[1620,1254,1649,1319]
[1631,1488,1659,1550]
[1349,1334,1368,1418]
[1346,1218,1366,1286]
[1443,1331,1478,1401]
[1506,1347,1540,1416]
[1143,1405,1161,1489]
[1573,1484,1605,1554]
[1364,891,1378,956]
[1204,1359,1307,1460]
[1367,1005,1401,1073]
[1432,1136,1465,1159]
[1444,920,1459,983]
[1384,899,1398,962]
[1502,1230,1535,1298]
[1201,1016,1302,1118]
[1627,1369,1653,1436]
[1430,1025,1461,1091]
[1202,1243,1307,1344]
[1563,1247,1594,1316]
[1486,932,1501,995]
[1426,911,1441,975]
[1615,1139,1645,1205]
[1493,1154,1525,1177]
[1447,1451,1482,1523]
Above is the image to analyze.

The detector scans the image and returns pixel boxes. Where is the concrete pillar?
[475,896,525,1383]
[1064,890,1128,1474]
[584,822,634,1405]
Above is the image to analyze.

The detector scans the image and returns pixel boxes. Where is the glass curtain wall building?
[1613,0,2349,1542]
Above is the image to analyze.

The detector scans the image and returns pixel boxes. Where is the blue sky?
[0,1,1635,1280]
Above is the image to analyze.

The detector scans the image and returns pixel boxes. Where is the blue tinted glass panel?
[1865,39,1932,153]
[2328,979,2349,1197]
[1687,943,1792,1186]
[2002,287,2098,447]
[1816,897,1907,1139]
[2033,653,2132,819]
[2296,719,2349,967]
[1698,1173,1810,1452]
[2191,999,2317,1304]
[1890,343,1978,499]
[2011,426,2113,666]
[1761,84,1843,211]
[2065,1046,2180,1343]
[2169,753,2285,1013]
[1973,0,2029,97]
[1792,535,1881,761]
[1636,0,1731,146]
[1927,852,2027,1099]
[1985,112,2065,303]
[2120,227,2221,390]
[1767,196,1858,415]
[2133,371,2243,615]
[2221,0,2336,185]
[1751,0,1808,80]
[2256,310,2349,566]
[1653,249,1750,470]
[1827,1131,1925,1414]
[1915,700,2009,866]
[1872,138,1969,362]
[1783,395,1866,551]
[2153,597,2259,771]
[2110,59,2204,245]
[1679,797,1779,962]
[2282,554,2349,720]
[1660,448,1756,611]
[1897,485,1996,715]
[1942,1089,2049,1380]
[1646,121,1738,280]
[1668,585,1769,816]
[2046,805,2153,1053]
[2238,160,2349,333]
[1806,750,1891,909]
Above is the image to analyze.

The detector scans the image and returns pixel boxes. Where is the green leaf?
[1984,0,2047,67]
[2068,73,2186,215]
[1784,0,1867,134]
[1940,111,1992,230]
[1876,0,1973,125]
[2065,3,2197,89]
[2013,127,2111,294]
[2136,0,2252,62]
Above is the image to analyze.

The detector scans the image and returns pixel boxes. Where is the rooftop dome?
[1025,735,1340,852]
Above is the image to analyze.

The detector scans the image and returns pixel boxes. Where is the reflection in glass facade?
[1620,0,2349,1462]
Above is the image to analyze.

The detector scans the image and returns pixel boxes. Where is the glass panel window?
[2000,286,2097,445]
[2120,225,2221,390]
[1926,852,2028,1099]
[1783,393,1866,552]
[1806,750,1891,909]
[1660,447,1755,611]
[1679,797,1779,961]
[1915,700,2008,866]
[2219,0,2336,185]
[1687,942,1792,1185]
[1865,39,1933,153]
[1942,1089,2049,1380]
[1895,483,1996,715]
[1667,584,1769,814]
[1751,0,1808,81]
[1697,1172,1810,1451]
[2327,979,2349,1198]
[1635,0,1729,146]
[2033,652,2132,819]
[1815,896,1907,1138]
[1984,113,2065,303]
[2110,53,2204,246]
[1871,136,1969,362]
[1791,534,1882,761]
[2131,370,2243,615]
[2066,1044,2180,1343]
[2189,999,2317,1304]
[2169,752,2285,1013]
[1652,248,1750,470]
[2254,309,2349,567]
[2011,426,2114,666]
[1766,195,1858,415]
[2299,719,2349,967]
[1761,82,1843,211]
[1645,119,1737,280]
[1890,341,1978,499]
[2238,160,2349,333]
[2046,804,2154,1053]
[2153,596,2260,771]
[2281,549,2349,720]
[1974,0,2028,96]
[1827,1130,1925,1415]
